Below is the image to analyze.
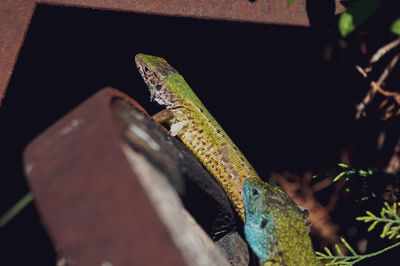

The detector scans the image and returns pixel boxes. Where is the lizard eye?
[156,84,162,91]
[144,66,151,74]
[260,218,268,229]
[252,189,259,196]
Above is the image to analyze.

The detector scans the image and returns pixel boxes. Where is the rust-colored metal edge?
[0,0,345,106]
[0,0,36,105]
[23,88,186,266]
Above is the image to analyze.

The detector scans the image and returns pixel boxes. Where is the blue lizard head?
[243,177,317,264]
[243,177,279,263]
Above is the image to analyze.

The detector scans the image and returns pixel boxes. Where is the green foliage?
[339,0,381,37]
[313,163,380,202]
[332,163,374,182]
[316,237,400,265]
[316,238,360,265]
[289,0,396,37]
[314,165,400,264]
[339,13,356,38]
[357,202,400,239]
[0,192,33,228]
[391,18,400,35]
[319,163,399,203]
[316,202,400,264]
[313,163,375,183]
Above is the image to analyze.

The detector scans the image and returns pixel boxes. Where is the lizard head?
[242,177,282,262]
[242,177,310,264]
[243,177,296,221]
[135,53,180,108]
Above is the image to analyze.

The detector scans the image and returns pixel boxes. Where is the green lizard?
[135,53,322,265]
[243,177,321,265]
[135,53,255,221]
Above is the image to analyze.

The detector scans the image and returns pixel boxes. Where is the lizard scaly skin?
[135,53,258,221]
[243,177,322,265]
[135,54,322,265]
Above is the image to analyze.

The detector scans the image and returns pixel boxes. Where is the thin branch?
[371,81,400,105]
[355,84,378,119]
[370,37,400,64]
[376,52,400,86]
[355,51,400,119]
[356,38,400,78]
[312,177,332,193]
[355,65,368,78]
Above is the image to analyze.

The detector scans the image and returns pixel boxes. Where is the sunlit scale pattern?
[168,94,261,222]
[267,209,317,265]
[135,53,263,222]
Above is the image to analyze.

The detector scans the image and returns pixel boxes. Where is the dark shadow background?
[0,3,398,265]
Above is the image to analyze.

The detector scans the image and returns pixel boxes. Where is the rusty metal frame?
[0,0,344,106]
[23,86,248,265]
[24,88,188,266]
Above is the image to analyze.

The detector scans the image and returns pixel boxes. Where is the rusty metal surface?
[42,0,344,25]
[0,0,345,105]
[0,0,36,105]
[24,88,186,266]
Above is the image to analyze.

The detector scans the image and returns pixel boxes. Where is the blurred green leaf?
[287,0,296,6]
[340,12,355,37]
[339,0,381,37]
[0,192,33,228]
[359,169,368,176]
[333,171,346,182]
[391,18,400,35]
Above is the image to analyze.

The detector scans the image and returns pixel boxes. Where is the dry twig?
[355,51,400,119]
[370,37,400,64]
[355,65,368,78]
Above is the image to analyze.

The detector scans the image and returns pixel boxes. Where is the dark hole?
[156,84,162,91]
